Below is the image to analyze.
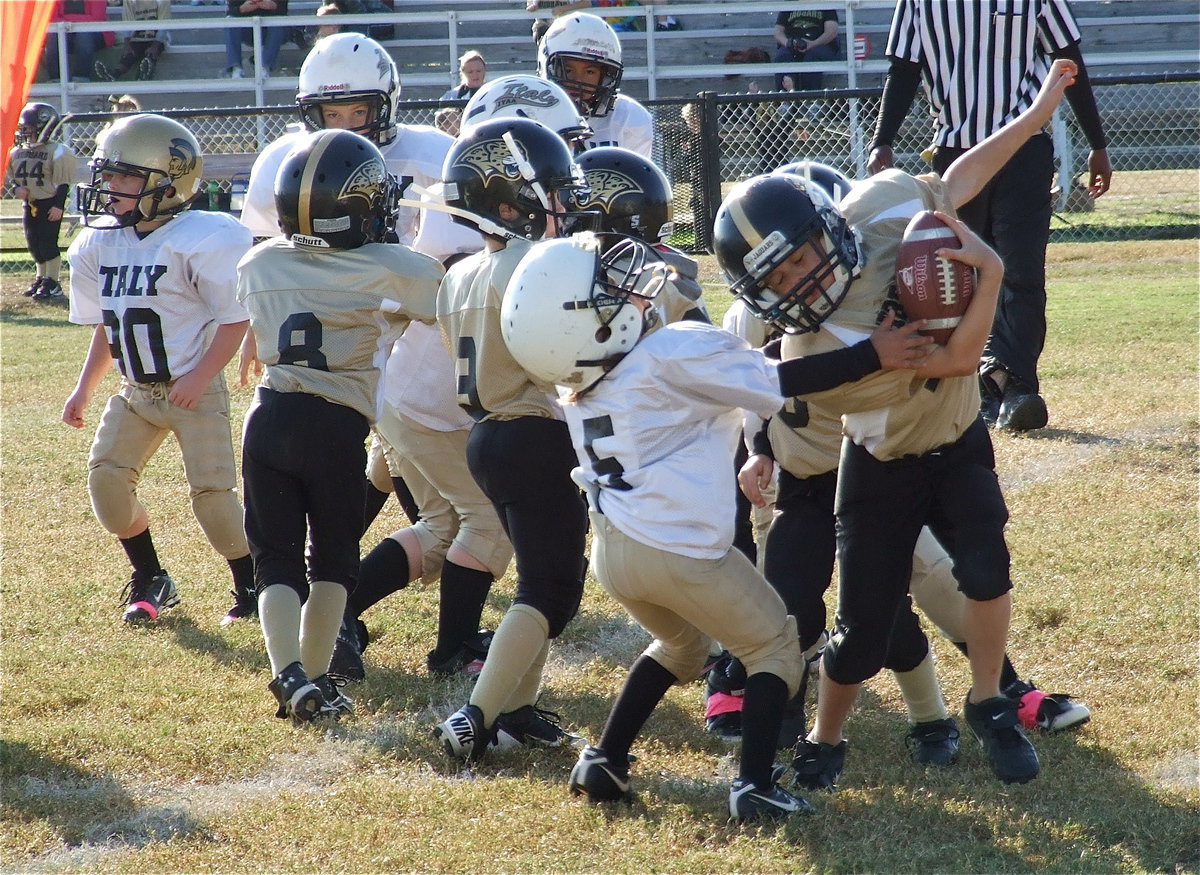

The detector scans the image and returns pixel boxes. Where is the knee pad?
[453,525,513,581]
[409,520,452,584]
[87,462,141,535]
[192,487,250,559]
[515,575,583,640]
[821,621,887,687]
[737,613,803,699]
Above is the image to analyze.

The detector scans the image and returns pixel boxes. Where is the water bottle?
[207,179,220,211]
[230,174,248,212]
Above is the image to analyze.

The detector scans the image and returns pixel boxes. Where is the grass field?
[1,239,1197,874]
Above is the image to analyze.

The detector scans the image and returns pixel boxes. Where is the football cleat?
[427,629,492,677]
[434,704,495,762]
[729,778,815,820]
[34,278,63,299]
[220,584,257,626]
[792,738,847,791]
[312,674,355,717]
[1004,679,1091,732]
[494,704,583,750]
[568,746,633,802]
[964,694,1040,784]
[23,277,43,297]
[268,661,339,725]
[121,569,179,623]
[705,707,743,742]
[328,615,369,682]
[905,716,961,765]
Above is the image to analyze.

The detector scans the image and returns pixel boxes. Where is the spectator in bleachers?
[772,8,839,92]
[223,0,288,78]
[94,0,170,82]
[43,0,115,83]
[440,50,488,102]
[527,1,678,44]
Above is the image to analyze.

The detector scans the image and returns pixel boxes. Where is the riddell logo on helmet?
[318,83,349,94]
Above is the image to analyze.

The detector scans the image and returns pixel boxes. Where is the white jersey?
[564,321,785,559]
[722,298,777,450]
[241,123,481,262]
[382,319,474,432]
[67,211,251,383]
[582,94,653,158]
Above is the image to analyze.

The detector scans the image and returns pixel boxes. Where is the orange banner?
[1,0,55,179]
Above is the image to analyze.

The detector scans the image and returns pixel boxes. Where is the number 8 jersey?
[67,211,253,384]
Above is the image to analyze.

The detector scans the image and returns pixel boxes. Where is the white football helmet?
[502,232,666,393]
[296,33,401,145]
[462,75,593,149]
[537,13,623,118]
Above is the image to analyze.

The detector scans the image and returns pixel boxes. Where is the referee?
[868,0,1111,431]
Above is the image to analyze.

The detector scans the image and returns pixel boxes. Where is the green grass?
[1,240,1197,873]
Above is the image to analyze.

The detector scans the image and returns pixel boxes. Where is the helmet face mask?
[77,114,204,229]
[462,75,593,149]
[713,173,860,334]
[537,13,624,117]
[501,233,665,393]
[276,129,398,250]
[296,33,401,144]
[442,118,597,240]
[577,146,674,245]
[17,102,60,146]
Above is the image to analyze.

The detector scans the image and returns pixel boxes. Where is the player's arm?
[775,311,930,397]
[62,324,115,428]
[169,320,249,410]
[912,212,1003,378]
[943,58,1078,209]
[1051,41,1111,198]
[238,329,262,386]
[738,418,775,509]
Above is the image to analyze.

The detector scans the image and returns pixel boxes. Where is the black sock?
[119,529,162,578]
[953,641,1020,692]
[435,560,494,657]
[348,537,409,617]
[740,672,788,789]
[391,476,421,525]
[363,481,390,534]
[228,554,254,595]
[598,655,677,764]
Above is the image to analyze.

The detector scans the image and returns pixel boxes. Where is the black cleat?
[905,716,961,765]
[121,570,179,623]
[964,694,1040,784]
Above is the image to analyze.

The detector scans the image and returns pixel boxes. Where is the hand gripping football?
[895,210,976,345]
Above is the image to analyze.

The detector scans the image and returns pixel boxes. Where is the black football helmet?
[275,129,398,249]
[441,117,595,240]
[774,160,855,204]
[713,172,860,334]
[16,102,61,145]
[576,147,674,245]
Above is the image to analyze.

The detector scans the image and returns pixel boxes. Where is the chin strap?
[397,182,518,241]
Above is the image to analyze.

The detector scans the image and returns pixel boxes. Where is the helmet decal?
[453,140,521,185]
[583,168,642,210]
[492,80,560,112]
[166,137,198,182]
[338,157,386,203]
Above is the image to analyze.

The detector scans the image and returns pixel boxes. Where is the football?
[895,210,976,345]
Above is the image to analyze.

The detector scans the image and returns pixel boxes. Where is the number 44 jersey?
[68,211,254,385]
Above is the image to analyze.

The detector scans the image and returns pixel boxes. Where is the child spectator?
[7,103,76,300]
[62,114,257,628]
[94,0,170,82]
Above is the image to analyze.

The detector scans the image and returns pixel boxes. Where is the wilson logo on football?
[454,140,520,184]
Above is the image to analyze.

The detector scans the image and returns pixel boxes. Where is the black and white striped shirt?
[886,0,1082,148]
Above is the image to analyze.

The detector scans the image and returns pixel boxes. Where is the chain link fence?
[2,75,1195,275]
